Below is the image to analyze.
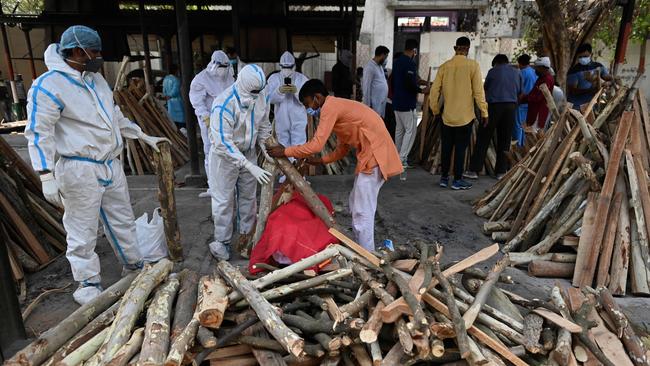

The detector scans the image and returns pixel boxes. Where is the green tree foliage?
[1,0,44,15]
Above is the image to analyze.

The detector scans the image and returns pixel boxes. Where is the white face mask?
[280,68,293,78]
[578,56,591,66]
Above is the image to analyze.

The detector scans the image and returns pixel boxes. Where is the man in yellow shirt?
[429,36,488,190]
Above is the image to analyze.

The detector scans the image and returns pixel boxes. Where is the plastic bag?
[135,208,168,262]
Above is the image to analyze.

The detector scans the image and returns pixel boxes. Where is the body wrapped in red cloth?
[248,191,339,274]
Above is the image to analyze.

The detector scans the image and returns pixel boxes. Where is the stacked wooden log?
[304,115,351,176]
[8,243,648,366]
[408,113,539,175]
[113,85,190,175]
[0,136,65,296]
[474,86,650,295]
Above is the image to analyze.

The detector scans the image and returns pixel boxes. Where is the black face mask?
[67,49,104,73]
[83,56,104,73]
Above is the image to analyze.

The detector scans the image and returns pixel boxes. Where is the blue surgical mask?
[229,59,237,65]
[578,56,591,66]
[306,107,320,117]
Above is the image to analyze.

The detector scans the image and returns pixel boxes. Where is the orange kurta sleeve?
[284,104,337,158]
[322,141,350,164]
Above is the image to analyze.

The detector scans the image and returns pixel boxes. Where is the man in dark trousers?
[465,54,521,180]
[332,49,353,98]
[429,36,488,190]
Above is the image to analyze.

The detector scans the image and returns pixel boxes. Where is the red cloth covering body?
[248,191,339,274]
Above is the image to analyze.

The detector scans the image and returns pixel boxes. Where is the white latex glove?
[243,160,272,185]
[140,134,171,153]
[40,172,63,208]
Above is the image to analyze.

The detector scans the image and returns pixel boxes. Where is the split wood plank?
[328,227,380,267]
[573,111,633,287]
[532,308,582,333]
[573,193,598,286]
[588,308,635,366]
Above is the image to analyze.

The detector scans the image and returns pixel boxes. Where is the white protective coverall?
[265,51,309,147]
[189,51,235,178]
[24,44,146,301]
[362,59,388,118]
[208,64,272,260]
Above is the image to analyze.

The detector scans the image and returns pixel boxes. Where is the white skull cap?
[280,51,295,67]
[534,56,551,69]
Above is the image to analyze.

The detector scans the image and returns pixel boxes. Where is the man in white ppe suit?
[24,25,168,305]
[208,64,273,260]
[362,46,390,118]
[189,50,235,198]
[266,51,309,148]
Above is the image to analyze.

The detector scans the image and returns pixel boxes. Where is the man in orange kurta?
[268,79,402,251]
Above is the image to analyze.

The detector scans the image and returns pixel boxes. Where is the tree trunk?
[58,328,109,366]
[197,275,229,329]
[139,274,180,365]
[153,142,182,260]
[100,259,173,363]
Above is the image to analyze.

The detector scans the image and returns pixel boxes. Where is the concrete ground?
[4,133,650,354]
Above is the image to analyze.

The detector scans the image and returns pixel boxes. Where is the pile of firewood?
[408,111,539,176]
[0,136,65,297]
[8,242,648,366]
[114,85,190,175]
[474,85,650,296]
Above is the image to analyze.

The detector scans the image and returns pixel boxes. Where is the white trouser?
[208,149,257,244]
[349,166,385,251]
[394,109,417,162]
[197,116,212,177]
[276,117,307,148]
[56,157,142,282]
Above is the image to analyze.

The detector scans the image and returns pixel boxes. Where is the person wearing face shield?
[567,43,613,110]
[207,64,273,260]
[362,46,390,118]
[266,51,309,150]
[23,25,169,305]
[189,51,235,198]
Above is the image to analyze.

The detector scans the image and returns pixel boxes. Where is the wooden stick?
[523,313,543,354]
[360,301,385,344]
[251,160,278,249]
[217,260,304,357]
[138,274,180,365]
[462,256,509,329]
[596,193,624,287]
[197,326,218,348]
[232,246,340,302]
[432,258,470,359]
[598,287,649,366]
[5,273,137,366]
[609,174,632,295]
[59,327,109,366]
[105,328,144,366]
[170,269,199,342]
[421,292,528,366]
[381,263,427,330]
[165,319,199,366]
[266,137,335,228]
